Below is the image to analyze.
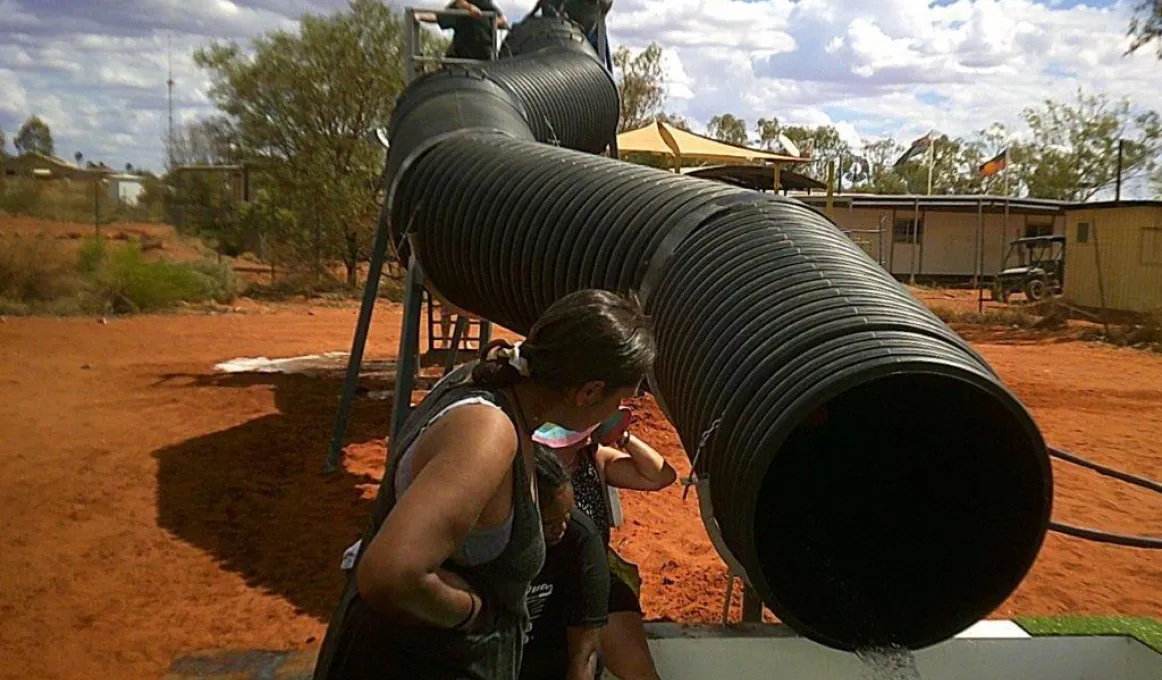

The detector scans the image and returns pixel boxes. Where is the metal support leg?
[479,320,492,348]
[741,584,763,623]
[322,187,396,474]
[443,316,470,375]
[390,258,426,444]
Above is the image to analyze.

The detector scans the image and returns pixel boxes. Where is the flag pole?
[1002,150,1011,272]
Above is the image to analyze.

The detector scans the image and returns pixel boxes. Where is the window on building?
[893,218,923,244]
[1076,222,1091,244]
[1024,217,1055,238]
[1143,227,1162,265]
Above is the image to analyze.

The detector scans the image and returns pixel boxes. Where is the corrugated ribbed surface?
[381,15,1053,652]
[484,53,618,153]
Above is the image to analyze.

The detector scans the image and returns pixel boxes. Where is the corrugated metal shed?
[1064,201,1162,314]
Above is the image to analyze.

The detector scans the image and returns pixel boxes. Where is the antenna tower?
[166,30,175,169]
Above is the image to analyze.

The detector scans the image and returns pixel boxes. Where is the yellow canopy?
[617,120,805,168]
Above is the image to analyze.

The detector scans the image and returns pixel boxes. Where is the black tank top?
[312,362,546,680]
[570,445,611,546]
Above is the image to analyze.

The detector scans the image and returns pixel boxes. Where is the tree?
[655,111,690,131]
[1015,90,1161,201]
[196,0,434,286]
[74,151,83,165]
[1128,0,1161,58]
[14,116,54,157]
[848,137,907,194]
[613,43,666,133]
[168,116,237,168]
[707,113,748,146]
[0,130,7,161]
[755,117,780,150]
[781,125,852,185]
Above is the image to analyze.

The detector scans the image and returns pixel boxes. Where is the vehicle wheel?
[1025,277,1048,302]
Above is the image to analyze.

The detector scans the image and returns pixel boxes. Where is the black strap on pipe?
[1045,444,1162,549]
[636,194,769,307]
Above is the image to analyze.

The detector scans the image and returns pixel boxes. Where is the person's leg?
[601,572,659,680]
[600,611,659,680]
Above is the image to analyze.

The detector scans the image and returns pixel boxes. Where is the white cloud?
[611,0,1160,152]
[0,69,28,115]
[0,0,40,28]
[0,0,1157,175]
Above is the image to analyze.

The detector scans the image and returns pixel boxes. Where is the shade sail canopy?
[617,120,806,165]
[683,165,826,192]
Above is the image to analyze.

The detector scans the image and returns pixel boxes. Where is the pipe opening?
[753,371,1050,650]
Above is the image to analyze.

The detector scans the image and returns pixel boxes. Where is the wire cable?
[1049,446,1162,494]
[1046,445,1162,549]
[1049,521,1162,549]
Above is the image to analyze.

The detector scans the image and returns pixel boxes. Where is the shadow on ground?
[153,371,391,621]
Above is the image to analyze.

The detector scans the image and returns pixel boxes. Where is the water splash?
[856,646,922,680]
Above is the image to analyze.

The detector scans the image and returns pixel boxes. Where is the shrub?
[932,306,1038,328]
[85,244,241,313]
[0,234,81,302]
[76,237,107,275]
[186,259,243,304]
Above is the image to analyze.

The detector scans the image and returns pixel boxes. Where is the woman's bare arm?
[356,404,519,628]
[595,435,677,491]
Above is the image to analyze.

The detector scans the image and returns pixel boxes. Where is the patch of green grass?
[1015,615,1162,653]
[1,236,241,315]
[87,243,240,313]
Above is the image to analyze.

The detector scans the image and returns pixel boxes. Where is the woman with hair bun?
[313,289,656,680]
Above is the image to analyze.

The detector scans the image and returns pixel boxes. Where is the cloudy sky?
[0,0,1157,172]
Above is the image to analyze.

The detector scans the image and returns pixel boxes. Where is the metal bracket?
[691,475,765,624]
[690,476,751,583]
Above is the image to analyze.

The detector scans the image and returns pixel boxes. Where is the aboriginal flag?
[979,149,1009,178]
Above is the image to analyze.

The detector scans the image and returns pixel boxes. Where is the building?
[795,194,1068,283]
[1,152,112,182]
[104,173,146,205]
[1063,201,1162,314]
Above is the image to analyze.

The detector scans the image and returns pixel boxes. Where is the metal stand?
[390,256,427,441]
[321,7,499,473]
[692,476,764,624]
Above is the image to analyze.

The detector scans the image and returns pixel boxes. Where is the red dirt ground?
[1,301,1160,680]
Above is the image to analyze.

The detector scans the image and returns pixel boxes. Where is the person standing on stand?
[439,0,510,61]
[527,0,612,68]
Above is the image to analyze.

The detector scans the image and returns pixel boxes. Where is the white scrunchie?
[499,341,531,377]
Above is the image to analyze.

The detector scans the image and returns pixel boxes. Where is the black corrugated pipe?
[383,16,1053,652]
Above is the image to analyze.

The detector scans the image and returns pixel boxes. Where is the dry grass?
[0,234,82,304]
[1,177,163,224]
